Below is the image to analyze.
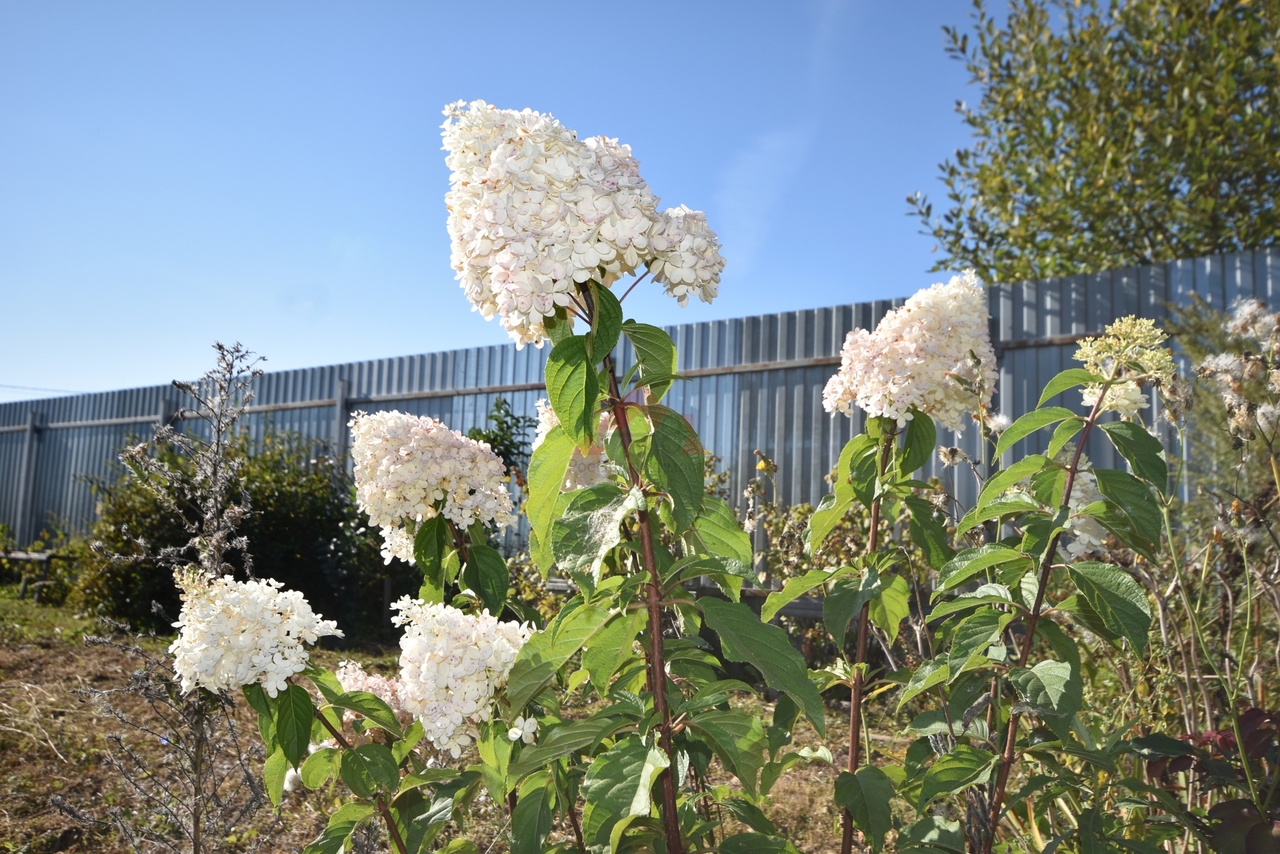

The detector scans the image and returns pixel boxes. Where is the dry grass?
[0,588,888,853]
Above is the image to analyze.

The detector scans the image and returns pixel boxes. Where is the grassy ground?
[0,587,869,853]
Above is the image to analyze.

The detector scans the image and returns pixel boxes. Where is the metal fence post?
[333,378,349,465]
[14,411,44,547]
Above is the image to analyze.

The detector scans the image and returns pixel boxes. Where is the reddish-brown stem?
[314,709,410,854]
[840,427,896,854]
[566,791,586,852]
[982,390,1108,853]
[604,354,685,854]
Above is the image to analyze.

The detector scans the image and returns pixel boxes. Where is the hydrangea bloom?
[1081,381,1149,420]
[391,597,532,758]
[349,410,515,564]
[442,100,724,347]
[169,571,342,697]
[335,660,412,725]
[1058,447,1109,560]
[822,271,997,431]
[532,398,610,490]
[507,715,538,744]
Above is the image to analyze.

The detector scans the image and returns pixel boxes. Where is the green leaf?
[264,747,288,807]
[622,321,678,402]
[1128,733,1195,759]
[506,605,614,712]
[688,494,752,564]
[901,413,937,474]
[1047,417,1086,459]
[946,609,1013,679]
[413,515,450,603]
[996,407,1078,457]
[834,766,896,852]
[300,746,339,789]
[551,483,639,582]
[701,598,825,736]
[244,683,277,750]
[809,435,877,553]
[302,803,374,854]
[476,722,513,801]
[898,660,949,710]
[527,426,577,574]
[897,816,965,853]
[869,574,911,645]
[327,691,404,739]
[582,608,644,693]
[1010,660,1081,719]
[1068,561,1152,650]
[587,282,623,361]
[761,567,849,623]
[957,494,1044,536]
[936,545,1027,595]
[511,781,554,854]
[275,684,315,769]
[461,540,509,615]
[719,798,777,835]
[641,405,703,531]
[1100,420,1169,493]
[546,335,600,450]
[974,455,1049,514]
[689,709,768,796]
[510,713,628,777]
[906,495,955,570]
[603,403,652,474]
[580,735,669,849]
[339,743,400,799]
[718,834,800,854]
[1039,369,1106,407]
[824,569,883,644]
[918,744,997,809]
[929,585,1014,621]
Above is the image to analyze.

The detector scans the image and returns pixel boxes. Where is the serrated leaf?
[340,743,400,799]
[946,609,1013,679]
[906,495,956,570]
[901,413,937,474]
[463,540,509,616]
[641,405,703,531]
[546,336,600,450]
[527,426,576,574]
[587,282,623,361]
[835,766,896,852]
[275,684,315,769]
[898,660,949,710]
[582,608,644,693]
[718,833,801,854]
[869,574,912,645]
[761,566,850,623]
[1010,660,1081,718]
[898,816,965,853]
[996,407,1078,457]
[580,735,669,849]
[327,690,404,739]
[936,545,1027,595]
[413,515,450,603]
[1100,420,1169,493]
[1047,417,1086,458]
[957,494,1044,535]
[511,713,628,777]
[719,798,777,835]
[689,709,767,796]
[264,747,288,807]
[1039,369,1106,407]
[1068,561,1152,650]
[551,483,638,581]
[622,321,678,401]
[510,780,554,854]
[701,598,825,736]
[300,746,339,789]
[918,744,997,808]
[506,605,614,712]
[975,455,1049,513]
[688,494,752,564]
[824,568,883,644]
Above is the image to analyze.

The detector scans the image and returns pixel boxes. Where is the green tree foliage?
[466,397,536,488]
[911,0,1280,284]
[72,432,410,638]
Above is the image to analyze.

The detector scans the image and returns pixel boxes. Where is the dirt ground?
[0,590,860,853]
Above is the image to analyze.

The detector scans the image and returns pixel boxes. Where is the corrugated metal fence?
[2,248,1277,551]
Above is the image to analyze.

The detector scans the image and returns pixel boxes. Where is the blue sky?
[0,1,990,402]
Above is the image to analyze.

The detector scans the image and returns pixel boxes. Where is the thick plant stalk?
[840,428,896,854]
[982,391,1108,853]
[315,711,410,854]
[604,356,685,854]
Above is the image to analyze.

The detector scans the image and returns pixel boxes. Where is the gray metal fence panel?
[3,248,1278,548]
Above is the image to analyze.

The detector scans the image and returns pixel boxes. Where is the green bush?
[70,431,414,640]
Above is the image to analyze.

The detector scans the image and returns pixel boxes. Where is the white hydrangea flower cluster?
[391,597,532,758]
[1081,381,1149,420]
[1061,450,1109,560]
[169,570,342,698]
[532,398,610,490]
[442,100,724,347]
[822,271,997,430]
[335,660,412,725]
[349,410,516,565]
